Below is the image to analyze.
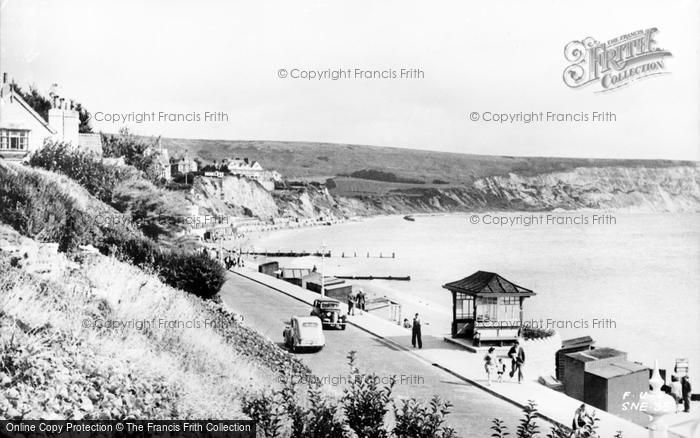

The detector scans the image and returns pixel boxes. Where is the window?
[455,293,474,319]
[476,297,498,321]
[0,130,28,150]
[498,296,520,321]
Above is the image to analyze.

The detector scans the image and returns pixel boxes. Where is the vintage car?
[283,316,325,352]
[310,297,347,329]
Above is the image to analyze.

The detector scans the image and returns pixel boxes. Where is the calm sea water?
[252,213,700,382]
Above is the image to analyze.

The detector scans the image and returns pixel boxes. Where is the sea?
[250,212,700,382]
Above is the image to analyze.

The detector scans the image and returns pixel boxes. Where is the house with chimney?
[0,72,101,161]
[170,151,198,176]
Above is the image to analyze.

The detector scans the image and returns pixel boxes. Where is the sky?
[1,0,699,160]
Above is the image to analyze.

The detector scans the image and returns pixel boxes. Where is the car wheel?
[341,324,346,330]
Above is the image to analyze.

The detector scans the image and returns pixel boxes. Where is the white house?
[224,157,281,191]
[0,72,101,161]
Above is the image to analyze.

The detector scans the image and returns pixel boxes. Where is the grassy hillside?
[0,225,313,420]
[159,138,696,184]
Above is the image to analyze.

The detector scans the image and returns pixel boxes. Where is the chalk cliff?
[192,166,700,221]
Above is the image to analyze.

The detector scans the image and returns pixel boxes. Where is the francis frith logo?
[563,28,672,92]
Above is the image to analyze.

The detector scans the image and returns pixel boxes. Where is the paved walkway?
[230,267,671,438]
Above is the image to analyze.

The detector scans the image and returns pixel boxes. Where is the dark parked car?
[310,297,347,329]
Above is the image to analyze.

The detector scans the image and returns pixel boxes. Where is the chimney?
[48,94,79,145]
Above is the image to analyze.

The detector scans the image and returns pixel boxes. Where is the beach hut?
[442,271,536,345]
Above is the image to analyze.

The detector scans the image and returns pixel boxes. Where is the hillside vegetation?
[159,138,696,184]
[0,160,225,298]
[0,225,313,420]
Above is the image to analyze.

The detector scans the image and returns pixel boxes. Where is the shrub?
[0,165,99,252]
[521,325,555,340]
[101,230,225,299]
[341,351,395,438]
[393,396,457,438]
[0,163,225,298]
[495,402,615,438]
[154,250,226,299]
[28,141,139,203]
[241,353,459,438]
[516,401,540,438]
[242,390,285,438]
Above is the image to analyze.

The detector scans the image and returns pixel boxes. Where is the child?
[484,347,496,386]
[496,358,506,383]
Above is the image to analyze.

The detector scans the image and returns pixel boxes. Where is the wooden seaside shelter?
[443,271,536,345]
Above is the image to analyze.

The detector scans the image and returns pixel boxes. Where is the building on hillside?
[170,151,198,176]
[204,171,225,178]
[144,138,171,181]
[0,72,102,161]
[223,157,280,191]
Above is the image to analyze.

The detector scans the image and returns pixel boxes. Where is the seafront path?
[221,269,546,436]
[222,267,690,438]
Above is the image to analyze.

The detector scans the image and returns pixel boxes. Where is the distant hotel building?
[222,157,280,191]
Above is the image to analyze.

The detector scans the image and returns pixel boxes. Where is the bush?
[521,325,555,340]
[29,141,139,203]
[101,230,225,299]
[342,351,395,438]
[0,165,99,252]
[393,396,457,438]
[493,402,612,438]
[240,353,458,438]
[0,163,225,298]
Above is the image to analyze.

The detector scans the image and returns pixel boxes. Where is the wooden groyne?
[244,251,331,257]
[248,250,398,258]
[335,275,410,281]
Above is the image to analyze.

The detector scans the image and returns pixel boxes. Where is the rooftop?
[443,271,535,297]
[566,347,627,363]
[585,360,648,379]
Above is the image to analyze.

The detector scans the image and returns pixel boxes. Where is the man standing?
[681,375,692,413]
[357,290,366,311]
[508,340,526,383]
[347,289,356,316]
[411,313,422,349]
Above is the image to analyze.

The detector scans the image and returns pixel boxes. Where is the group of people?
[483,340,526,386]
[223,253,243,270]
[347,289,367,316]
[402,313,423,349]
[669,374,693,413]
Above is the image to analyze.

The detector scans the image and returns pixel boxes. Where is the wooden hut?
[443,271,535,345]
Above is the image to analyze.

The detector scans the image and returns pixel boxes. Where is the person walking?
[508,340,526,383]
[357,290,366,312]
[347,290,356,316]
[682,375,692,413]
[411,313,422,349]
[484,347,497,386]
[670,375,683,413]
[496,358,506,383]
